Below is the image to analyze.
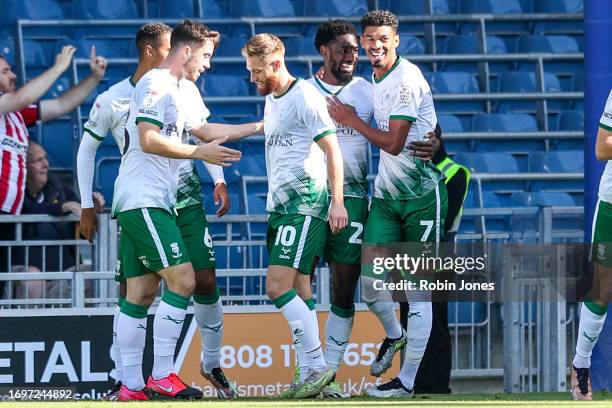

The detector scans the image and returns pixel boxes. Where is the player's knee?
[266,280,287,300]
[360,276,380,303]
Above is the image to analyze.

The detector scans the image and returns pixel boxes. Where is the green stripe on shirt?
[390,115,416,122]
[600,122,612,132]
[84,127,104,141]
[135,117,163,129]
[313,129,335,142]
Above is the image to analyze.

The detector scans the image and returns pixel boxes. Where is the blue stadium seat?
[284,38,317,56]
[397,35,426,56]
[453,152,520,173]
[496,72,565,113]
[95,157,120,204]
[70,39,128,59]
[427,72,483,114]
[472,113,543,153]
[511,192,575,207]
[41,120,73,168]
[23,40,48,68]
[438,115,470,152]
[233,0,295,17]
[557,110,583,131]
[0,40,16,66]
[528,151,583,173]
[481,191,513,207]
[444,35,510,73]
[0,0,65,36]
[459,0,528,35]
[517,35,581,53]
[202,75,249,97]
[156,0,227,18]
[572,74,583,92]
[305,0,368,16]
[214,37,245,57]
[385,0,455,34]
[448,302,486,325]
[72,0,139,19]
[533,0,582,12]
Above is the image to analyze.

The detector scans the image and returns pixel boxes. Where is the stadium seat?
[557,110,584,131]
[496,72,565,113]
[23,40,48,68]
[0,0,65,36]
[471,113,543,153]
[528,151,583,173]
[448,302,486,325]
[95,157,120,204]
[41,120,73,168]
[533,0,583,12]
[397,35,426,56]
[156,0,227,18]
[517,35,581,53]
[213,37,246,57]
[510,192,575,207]
[232,0,295,17]
[453,152,520,173]
[305,0,368,16]
[444,35,511,73]
[459,0,529,35]
[427,72,483,114]
[284,38,317,56]
[202,75,249,97]
[69,38,128,59]
[72,0,139,19]
[385,0,455,34]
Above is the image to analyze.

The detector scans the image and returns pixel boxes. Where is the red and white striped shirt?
[0,102,39,214]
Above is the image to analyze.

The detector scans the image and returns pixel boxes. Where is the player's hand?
[62,201,82,217]
[409,131,437,161]
[213,182,230,217]
[328,201,348,234]
[92,191,105,213]
[79,207,98,243]
[315,66,325,80]
[193,136,242,167]
[53,45,76,73]
[327,96,358,128]
[89,45,107,80]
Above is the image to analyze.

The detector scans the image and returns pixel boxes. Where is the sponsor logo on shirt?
[266,133,293,147]
[604,111,612,120]
[398,84,411,106]
[1,138,28,154]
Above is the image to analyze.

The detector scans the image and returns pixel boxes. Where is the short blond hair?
[241,33,285,59]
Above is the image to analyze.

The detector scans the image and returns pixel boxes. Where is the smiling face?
[183,39,215,80]
[360,25,399,71]
[322,33,359,85]
[245,55,280,96]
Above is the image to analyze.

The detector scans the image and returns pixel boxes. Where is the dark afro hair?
[360,10,399,33]
[314,19,358,54]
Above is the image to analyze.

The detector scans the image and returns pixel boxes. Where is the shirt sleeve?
[299,88,336,142]
[20,103,40,127]
[83,95,113,141]
[134,78,168,130]
[361,79,375,124]
[600,89,612,131]
[389,76,420,123]
[76,134,101,208]
[184,85,210,131]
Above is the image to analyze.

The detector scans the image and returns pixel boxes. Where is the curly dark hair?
[136,22,172,58]
[314,19,358,54]
[360,10,399,33]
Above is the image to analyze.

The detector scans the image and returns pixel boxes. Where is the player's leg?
[177,204,236,398]
[361,197,406,377]
[292,272,316,386]
[571,199,612,401]
[366,181,448,397]
[114,232,159,401]
[118,208,202,400]
[266,213,332,398]
[105,259,128,400]
[320,197,366,398]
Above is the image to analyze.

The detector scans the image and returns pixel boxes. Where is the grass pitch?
[1,392,611,408]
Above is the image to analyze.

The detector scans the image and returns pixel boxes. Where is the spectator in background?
[401,124,471,394]
[6,142,104,300]
[0,45,107,296]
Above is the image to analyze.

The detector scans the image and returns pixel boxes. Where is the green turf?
[1,392,610,408]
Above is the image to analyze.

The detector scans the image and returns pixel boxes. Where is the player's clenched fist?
[193,136,242,167]
[328,201,348,234]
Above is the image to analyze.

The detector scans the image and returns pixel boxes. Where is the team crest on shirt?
[598,243,606,261]
[139,256,150,268]
[398,84,411,106]
[170,242,183,259]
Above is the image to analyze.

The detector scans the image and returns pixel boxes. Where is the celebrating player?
[242,33,347,399]
[327,10,448,397]
[570,87,612,401]
[305,19,373,398]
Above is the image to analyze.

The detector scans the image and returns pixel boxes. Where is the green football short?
[324,197,369,264]
[176,204,216,271]
[364,181,448,244]
[266,212,327,275]
[116,208,190,278]
[115,232,143,283]
[591,199,612,267]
